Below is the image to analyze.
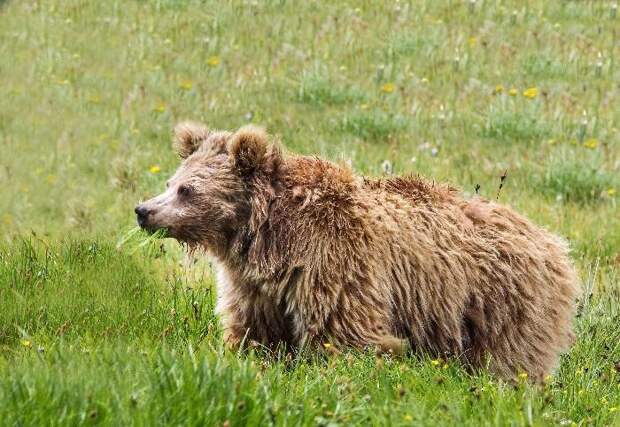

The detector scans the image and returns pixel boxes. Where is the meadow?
[0,0,619,425]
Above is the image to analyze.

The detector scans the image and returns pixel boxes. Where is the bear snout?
[135,204,153,229]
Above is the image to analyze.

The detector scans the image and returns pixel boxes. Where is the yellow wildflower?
[149,165,161,174]
[381,82,395,93]
[207,55,221,67]
[607,188,616,196]
[179,80,193,90]
[523,87,538,98]
[518,372,528,380]
[403,414,413,422]
[544,374,553,383]
[431,359,441,367]
[468,36,477,48]
[153,102,166,113]
[583,138,599,149]
[610,407,619,413]
[21,339,32,348]
[508,88,518,96]
[494,84,504,94]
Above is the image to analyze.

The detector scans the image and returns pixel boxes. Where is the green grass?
[535,150,619,205]
[0,0,619,425]
[297,74,368,106]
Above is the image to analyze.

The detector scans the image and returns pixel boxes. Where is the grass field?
[1,0,619,425]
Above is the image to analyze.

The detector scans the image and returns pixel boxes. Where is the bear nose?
[135,205,151,227]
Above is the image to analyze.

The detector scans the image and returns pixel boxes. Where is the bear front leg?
[375,335,410,356]
[221,318,249,350]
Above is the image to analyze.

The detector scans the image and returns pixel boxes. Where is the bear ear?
[228,125,269,176]
[173,121,210,159]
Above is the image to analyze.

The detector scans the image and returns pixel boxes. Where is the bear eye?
[177,185,192,197]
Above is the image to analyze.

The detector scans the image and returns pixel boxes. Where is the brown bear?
[135,121,580,380]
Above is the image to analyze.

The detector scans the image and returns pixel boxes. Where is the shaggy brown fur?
[136,122,580,380]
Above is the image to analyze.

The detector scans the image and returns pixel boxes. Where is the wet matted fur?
[136,122,580,380]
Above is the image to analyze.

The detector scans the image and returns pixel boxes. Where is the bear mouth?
[137,221,171,238]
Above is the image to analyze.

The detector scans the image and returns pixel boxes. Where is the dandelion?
[153,102,166,113]
[207,55,221,67]
[544,374,553,383]
[578,112,588,143]
[583,138,599,149]
[522,87,538,99]
[381,160,393,175]
[595,52,604,77]
[431,359,441,367]
[508,88,518,96]
[518,372,528,380]
[453,53,461,71]
[179,80,193,90]
[494,84,504,94]
[20,339,32,348]
[375,64,385,82]
[149,165,161,174]
[381,82,395,93]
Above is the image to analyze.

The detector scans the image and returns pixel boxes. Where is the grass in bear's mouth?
[116,226,169,256]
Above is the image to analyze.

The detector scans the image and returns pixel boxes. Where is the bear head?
[135,121,281,252]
